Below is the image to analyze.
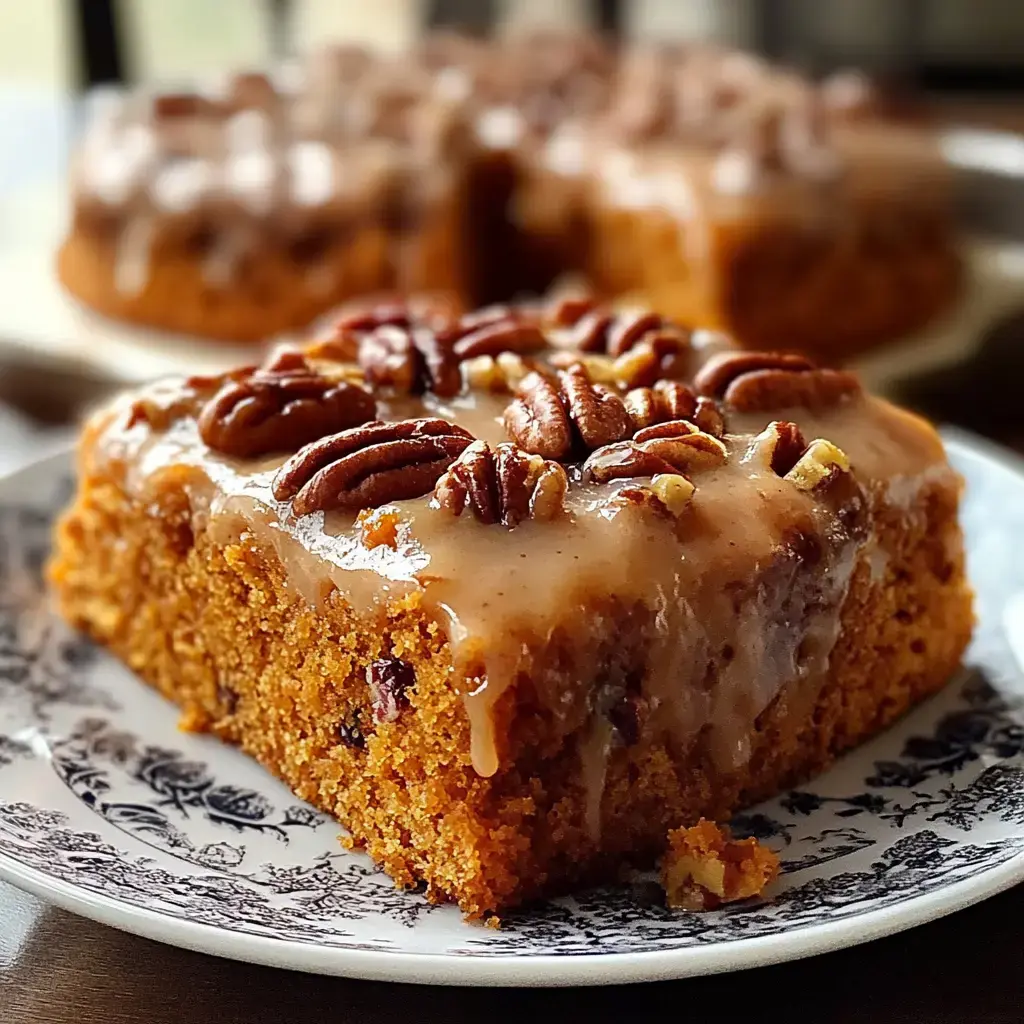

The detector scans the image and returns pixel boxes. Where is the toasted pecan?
[505,365,633,460]
[694,351,860,412]
[273,418,473,515]
[583,420,727,483]
[197,353,376,459]
[434,440,568,527]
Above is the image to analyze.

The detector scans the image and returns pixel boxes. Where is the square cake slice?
[48,299,973,917]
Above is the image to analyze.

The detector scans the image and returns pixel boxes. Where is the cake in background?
[59,32,960,358]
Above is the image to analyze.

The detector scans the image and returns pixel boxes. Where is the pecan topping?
[562,365,635,450]
[272,418,473,515]
[749,419,811,475]
[447,310,546,361]
[504,372,573,460]
[546,300,690,361]
[434,440,568,527]
[504,365,633,460]
[461,352,541,393]
[197,352,376,459]
[357,324,461,398]
[583,420,727,484]
[784,438,850,492]
[694,351,861,412]
[624,383,726,437]
[625,380,696,430]
[546,295,599,328]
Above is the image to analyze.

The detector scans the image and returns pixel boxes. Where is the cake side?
[48,305,973,916]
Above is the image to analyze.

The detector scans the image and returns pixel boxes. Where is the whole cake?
[59,33,959,357]
[48,297,973,917]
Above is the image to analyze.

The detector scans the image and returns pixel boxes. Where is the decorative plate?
[1,432,1024,987]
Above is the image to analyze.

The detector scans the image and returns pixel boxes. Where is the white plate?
[2,178,1024,396]
[0,433,1023,986]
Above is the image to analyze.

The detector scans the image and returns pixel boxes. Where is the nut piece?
[583,420,727,484]
[503,372,573,460]
[548,351,619,385]
[741,420,808,476]
[434,440,568,527]
[272,417,473,515]
[624,380,698,431]
[784,438,851,491]
[449,317,546,360]
[357,324,461,399]
[461,352,540,393]
[197,353,377,459]
[561,364,634,452]
[504,364,634,460]
[545,295,599,328]
[649,473,696,516]
[694,351,861,413]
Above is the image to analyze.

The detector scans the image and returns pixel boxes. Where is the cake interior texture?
[59,34,960,355]
[48,304,973,917]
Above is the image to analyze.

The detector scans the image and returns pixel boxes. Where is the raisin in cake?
[48,298,973,916]
[59,33,959,357]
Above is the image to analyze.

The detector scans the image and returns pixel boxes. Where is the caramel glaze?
[87,366,951,836]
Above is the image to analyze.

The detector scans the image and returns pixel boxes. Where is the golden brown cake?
[48,297,973,917]
[59,35,959,357]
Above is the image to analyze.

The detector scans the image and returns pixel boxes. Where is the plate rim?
[0,430,1022,987]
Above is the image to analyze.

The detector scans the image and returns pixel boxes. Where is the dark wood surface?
[2,875,1024,1022]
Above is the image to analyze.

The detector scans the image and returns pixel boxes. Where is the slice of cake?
[48,298,973,917]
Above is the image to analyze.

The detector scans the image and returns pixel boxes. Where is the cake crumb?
[661,819,779,911]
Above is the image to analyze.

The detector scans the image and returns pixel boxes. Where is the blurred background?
[4,0,1024,471]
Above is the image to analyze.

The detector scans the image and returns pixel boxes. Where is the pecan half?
[583,420,727,483]
[546,301,690,361]
[197,353,376,459]
[625,381,697,430]
[357,324,461,398]
[504,365,633,460]
[448,313,546,361]
[694,351,861,412]
[503,372,573,460]
[545,295,599,328]
[434,440,568,527]
[273,418,473,515]
[561,365,634,451]
[624,383,726,437]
